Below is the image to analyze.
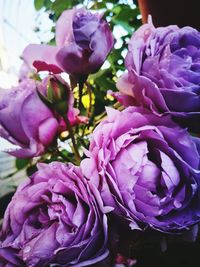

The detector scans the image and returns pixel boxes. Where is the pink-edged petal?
[56,9,75,47]
[108,90,137,107]
[81,158,100,188]
[23,44,59,70]
[8,138,45,158]
[20,92,54,141]
[38,117,58,146]
[125,21,155,73]
[116,73,133,96]
[68,108,88,126]
[76,115,89,125]
[130,70,169,113]
[88,20,114,72]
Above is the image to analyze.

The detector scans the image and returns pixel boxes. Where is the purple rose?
[23,8,114,76]
[0,162,108,266]
[117,20,200,132]
[0,79,60,158]
[81,107,200,233]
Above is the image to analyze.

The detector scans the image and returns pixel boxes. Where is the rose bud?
[37,75,88,126]
[37,75,72,116]
[23,8,114,78]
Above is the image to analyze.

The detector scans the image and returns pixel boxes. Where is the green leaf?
[26,165,38,176]
[111,5,140,34]
[51,0,73,16]
[34,0,44,10]
[16,158,30,170]
[48,37,56,46]
[43,0,52,9]
[90,2,107,10]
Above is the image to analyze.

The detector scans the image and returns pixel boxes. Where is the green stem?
[69,74,78,91]
[78,80,84,111]
[65,115,81,163]
[78,75,88,110]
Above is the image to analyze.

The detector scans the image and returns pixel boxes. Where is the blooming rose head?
[23,8,114,77]
[0,79,60,158]
[117,20,200,132]
[81,107,200,233]
[0,162,108,266]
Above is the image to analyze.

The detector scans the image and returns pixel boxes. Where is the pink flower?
[0,79,59,158]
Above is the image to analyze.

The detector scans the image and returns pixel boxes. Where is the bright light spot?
[116,70,124,77]
[0,71,18,89]
[117,59,123,65]
[0,137,20,152]
[119,0,136,8]
[60,131,69,138]
[106,3,114,9]
[38,71,49,79]
[101,60,111,69]
[35,11,55,43]
[106,93,114,101]
[58,139,73,152]
[114,38,123,49]
[121,48,128,58]
[113,25,128,38]
[61,72,70,84]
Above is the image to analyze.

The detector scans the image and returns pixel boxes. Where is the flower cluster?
[1,5,200,267]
